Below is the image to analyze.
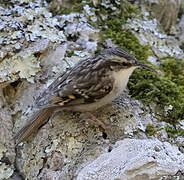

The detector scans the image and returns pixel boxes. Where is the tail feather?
[14,107,54,145]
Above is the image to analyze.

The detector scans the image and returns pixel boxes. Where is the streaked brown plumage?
[15,48,155,145]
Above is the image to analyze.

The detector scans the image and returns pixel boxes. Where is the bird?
[14,47,156,145]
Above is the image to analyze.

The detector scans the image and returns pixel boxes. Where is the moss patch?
[145,124,162,136]
[94,1,137,27]
[129,57,184,124]
[56,0,88,14]
[165,125,184,138]
[99,30,150,62]
[96,1,141,55]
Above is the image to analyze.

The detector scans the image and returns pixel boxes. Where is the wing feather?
[36,57,114,108]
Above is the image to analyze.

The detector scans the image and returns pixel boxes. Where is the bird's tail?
[14,107,55,145]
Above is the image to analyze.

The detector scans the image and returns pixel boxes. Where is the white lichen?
[0,2,66,83]
[125,17,184,58]
[0,163,14,179]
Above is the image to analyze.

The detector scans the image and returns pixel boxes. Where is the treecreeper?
[14,48,156,145]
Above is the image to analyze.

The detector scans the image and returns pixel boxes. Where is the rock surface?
[141,0,181,32]
[77,138,184,180]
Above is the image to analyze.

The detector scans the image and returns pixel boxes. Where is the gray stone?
[125,17,184,59]
[77,139,184,180]
[141,0,181,32]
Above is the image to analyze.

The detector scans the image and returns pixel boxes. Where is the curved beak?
[136,61,157,73]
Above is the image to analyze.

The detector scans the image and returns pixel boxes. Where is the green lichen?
[145,124,162,136]
[94,0,138,27]
[57,0,137,17]
[165,125,184,138]
[66,50,75,57]
[58,0,88,14]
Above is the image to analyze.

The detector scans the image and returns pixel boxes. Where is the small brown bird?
[15,48,156,145]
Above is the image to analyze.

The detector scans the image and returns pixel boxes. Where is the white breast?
[112,67,137,97]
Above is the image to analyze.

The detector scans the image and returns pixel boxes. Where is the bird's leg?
[82,112,110,130]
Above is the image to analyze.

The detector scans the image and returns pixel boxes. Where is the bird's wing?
[35,71,70,107]
[36,57,114,108]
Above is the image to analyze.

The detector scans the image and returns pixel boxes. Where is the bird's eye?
[122,62,131,67]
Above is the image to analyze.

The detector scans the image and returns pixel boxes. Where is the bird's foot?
[81,112,111,130]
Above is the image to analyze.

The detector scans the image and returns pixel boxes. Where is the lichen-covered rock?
[0,163,14,180]
[77,138,184,180]
[178,14,184,49]
[0,1,66,83]
[124,17,184,59]
[57,13,99,52]
[0,101,15,179]
[140,0,181,32]
[0,0,184,179]
[14,88,157,179]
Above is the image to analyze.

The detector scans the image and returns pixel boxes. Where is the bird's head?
[101,48,156,72]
